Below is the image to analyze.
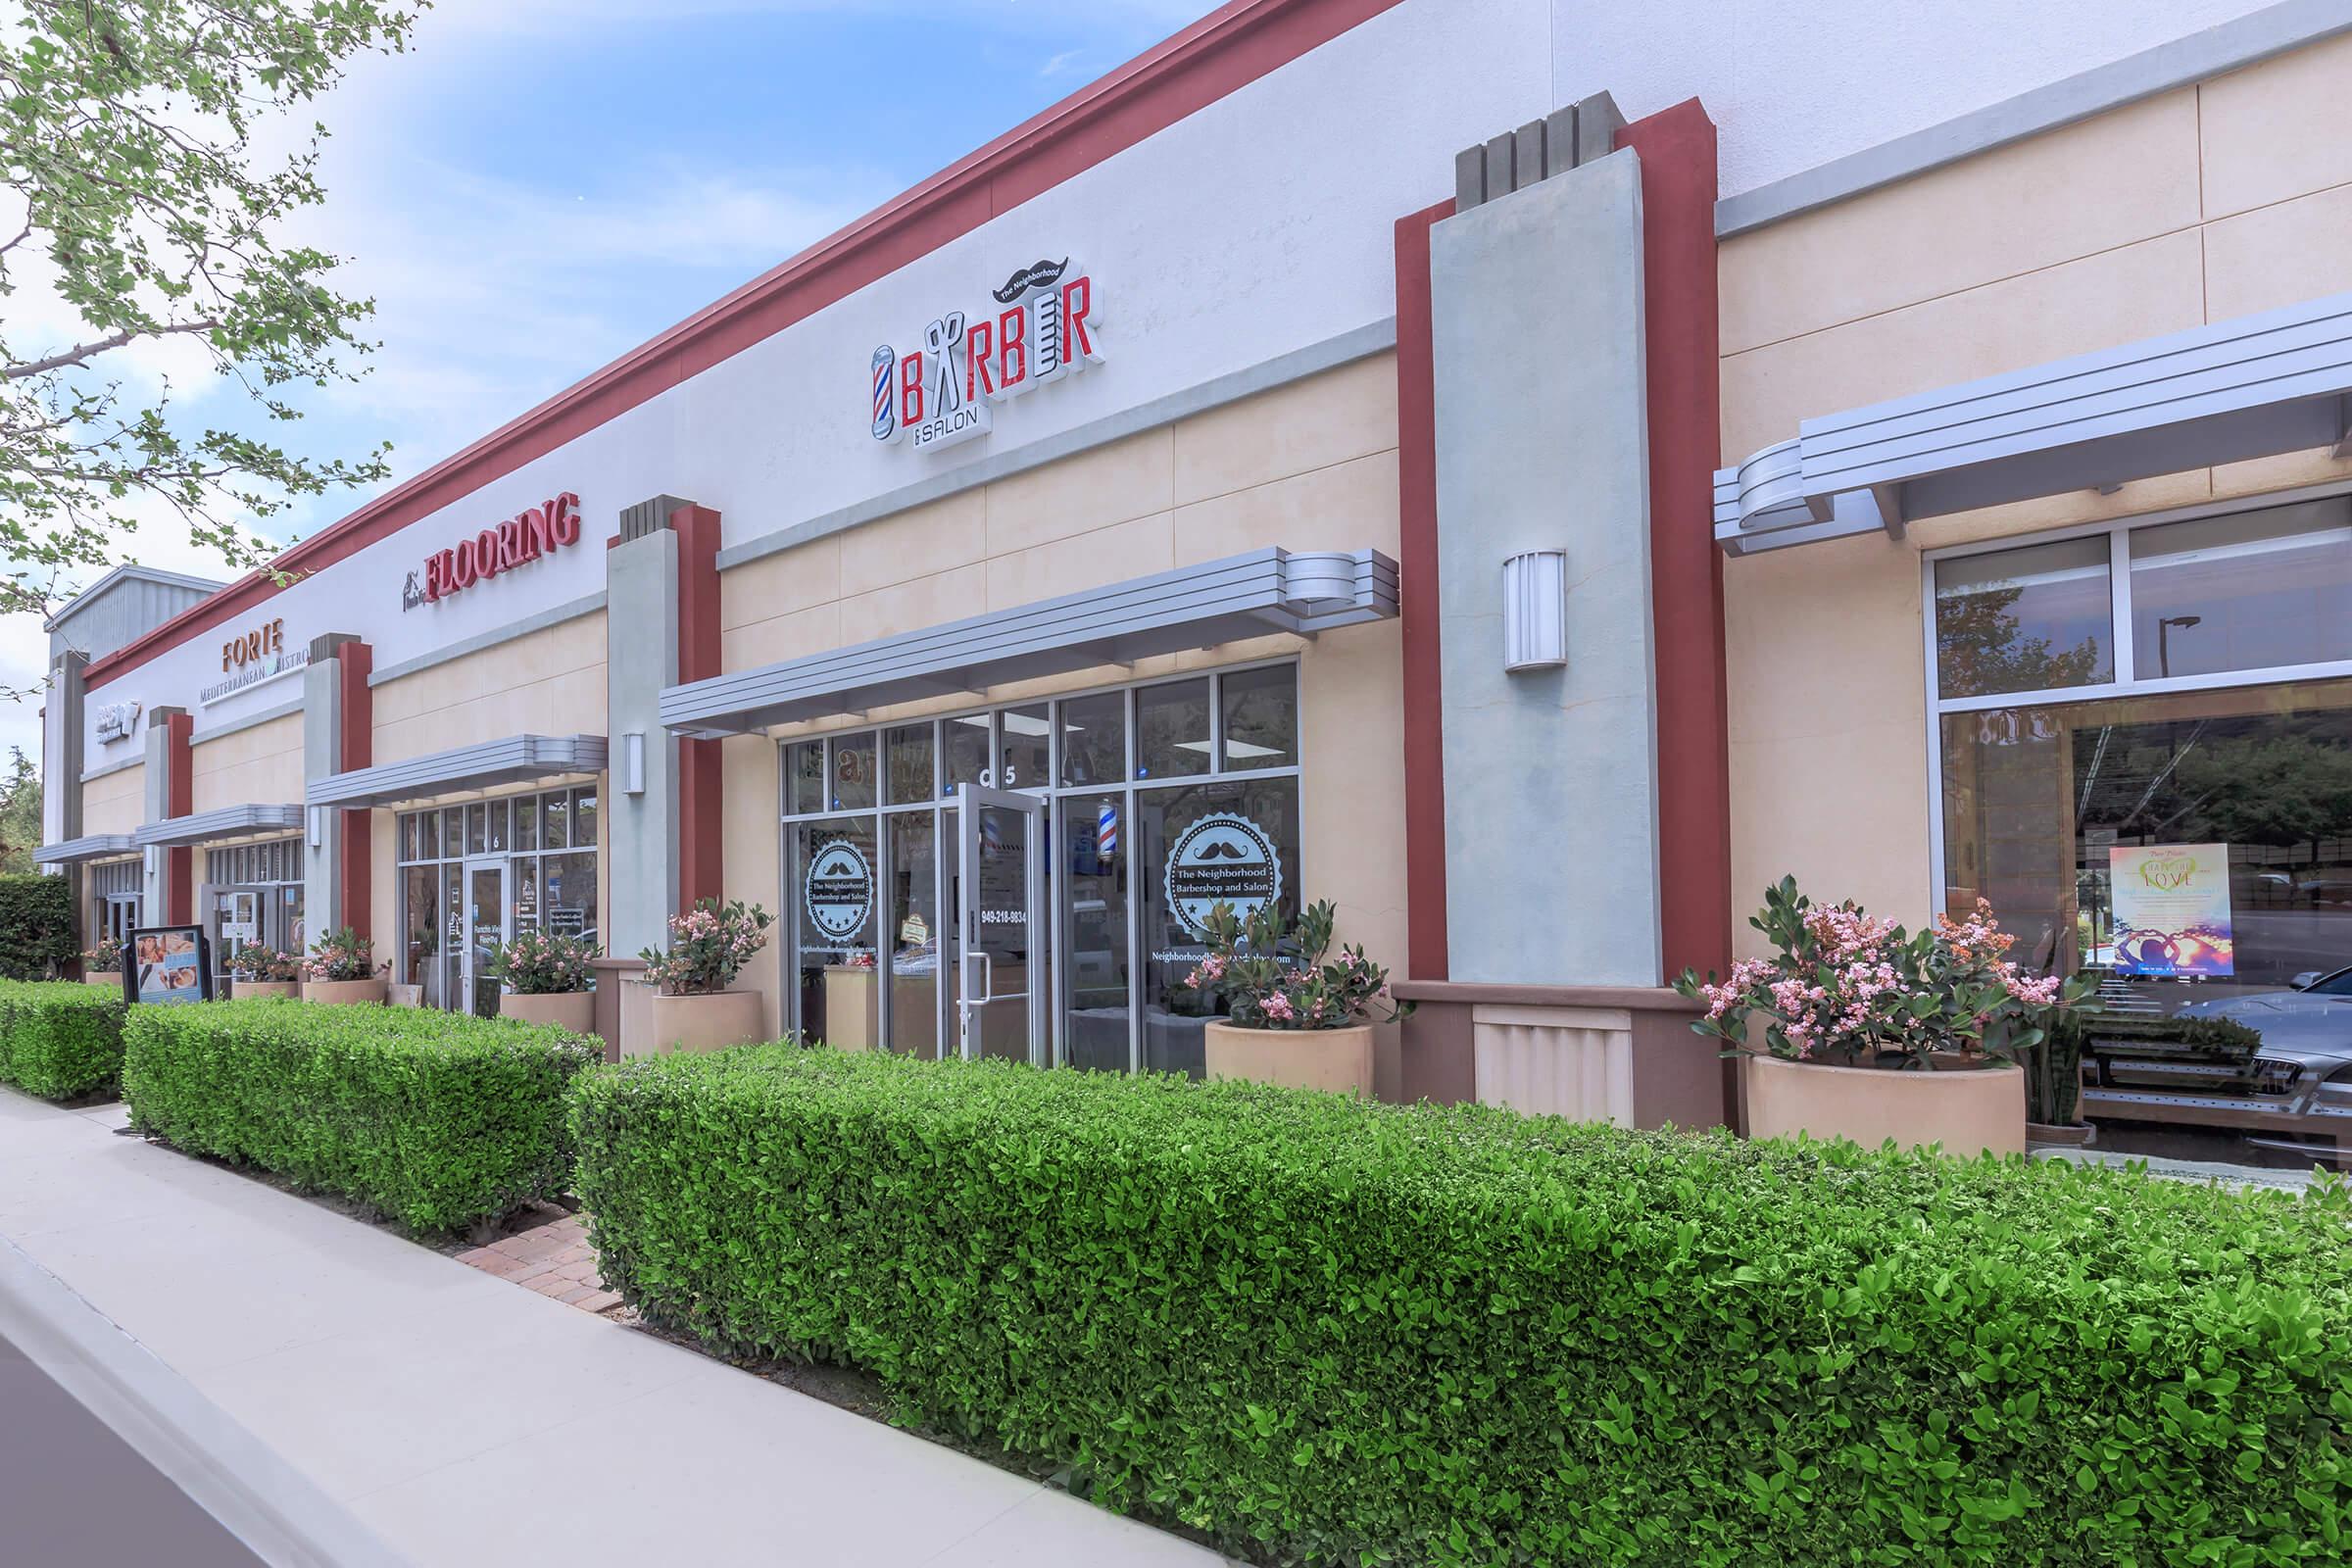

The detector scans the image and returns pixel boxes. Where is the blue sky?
[1,0,1216,754]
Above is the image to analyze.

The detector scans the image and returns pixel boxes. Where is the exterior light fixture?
[307,807,324,849]
[623,731,647,797]
[1501,549,1568,671]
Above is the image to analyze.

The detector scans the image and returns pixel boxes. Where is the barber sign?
[869,258,1102,454]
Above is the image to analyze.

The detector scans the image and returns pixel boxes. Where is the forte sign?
[868,258,1102,454]
[412,491,585,608]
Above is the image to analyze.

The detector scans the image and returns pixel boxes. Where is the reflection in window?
[886,814,939,1056]
[2129,500,2352,681]
[786,740,825,815]
[1061,793,1130,1071]
[831,733,877,811]
[887,724,935,805]
[1059,692,1124,787]
[1935,538,2112,699]
[1136,775,1301,1077]
[1000,705,1051,792]
[944,715,991,790]
[1940,678,2352,1010]
[1220,664,1298,769]
[1137,679,1212,779]
[792,819,879,1050]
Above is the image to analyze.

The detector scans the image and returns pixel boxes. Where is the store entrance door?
[205,885,274,994]
[955,783,1047,1064]
[460,858,511,1018]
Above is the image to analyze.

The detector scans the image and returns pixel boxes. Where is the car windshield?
[2303,968,2352,997]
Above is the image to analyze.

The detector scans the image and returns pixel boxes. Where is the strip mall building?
[36,0,2352,1124]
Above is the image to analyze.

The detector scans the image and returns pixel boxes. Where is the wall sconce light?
[623,731,647,797]
[307,807,324,850]
[1502,549,1568,671]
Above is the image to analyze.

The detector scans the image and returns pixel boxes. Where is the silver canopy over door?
[955,783,1047,1064]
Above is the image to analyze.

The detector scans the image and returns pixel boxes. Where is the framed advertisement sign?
[128,925,216,1005]
[2108,844,2234,978]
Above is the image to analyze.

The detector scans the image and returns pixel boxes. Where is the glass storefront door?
[956,783,1046,1063]
[461,858,510,1018]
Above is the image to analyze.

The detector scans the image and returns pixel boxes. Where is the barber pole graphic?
[1096,802,1117,858]
[870,345,898,442]
[865,257,1103,453]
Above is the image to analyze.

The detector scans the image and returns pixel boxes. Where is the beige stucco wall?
[81,763,144,837]
[715,352,1407,1051]
[189,712,305,814]
[1717,32,2352,955]
[370,611,607,766]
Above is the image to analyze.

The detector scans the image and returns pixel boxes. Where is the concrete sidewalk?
[0,1087,1224,1567]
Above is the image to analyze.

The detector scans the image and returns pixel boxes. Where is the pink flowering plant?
[1673,877,2093,1070]
[485,930,600,996]
[1186,899,1411,1032]
[638,898,774,997]
[227,942,303,983]
[304,925,381,983]
[82,935,124,974]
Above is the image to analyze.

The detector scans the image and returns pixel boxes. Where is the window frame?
[1922,479,2352,920]
[774,658,1305,1069]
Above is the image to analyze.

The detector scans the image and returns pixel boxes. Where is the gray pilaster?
[1429,147,1662,987]
[140,710,179,924]
[605,523,682,960]
[301,635,358,946]
[42,652,86,912]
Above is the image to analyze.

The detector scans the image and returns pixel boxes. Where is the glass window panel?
[944,715,991,790]
[399,814,416,863]
[485,798,509,854]
[573,786,598,851]
[2129,500,2352,681]
[791,818,879,1050]
[403,865,439,1002]
[543,852,597,947]
[466,802,489,857]
[441,863,464,1009]
[886,813,940,1058]
[442,808,464,858]
[1059,692,1125,787]
[514,794,538,852]
[831,733,878,811]
[887,723,936,805]
[785,740,825,816]
[1136,776,1300,1077]
[543,791,570,851]
[1136,679,1212,780]
[1219,665,1298,770]
[513,856,541,933]
[1061,793,1131,1072]
[966,797,1039,1063]
[999,705,1051,793]
[1939,677,2352,1020]
[1935,538,2113,700]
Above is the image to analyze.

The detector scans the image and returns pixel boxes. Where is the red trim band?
[1394,200,1450,983]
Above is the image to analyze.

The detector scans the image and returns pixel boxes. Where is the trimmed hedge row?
[0,980,126,1100]
[570,1049,2352,1567]
[0,873,78,980]
[125,1000,600,1233]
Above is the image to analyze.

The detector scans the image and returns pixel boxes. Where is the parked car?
[2079,967,2352,1164]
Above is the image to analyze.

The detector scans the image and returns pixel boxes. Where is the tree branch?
[3,317,222,380]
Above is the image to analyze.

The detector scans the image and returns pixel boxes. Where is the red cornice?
[84,0,1407,693]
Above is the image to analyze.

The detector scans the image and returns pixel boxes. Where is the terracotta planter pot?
[302,978,387,1006]
[233,980,300,1000]
[501,991,596,1034]
[647,990,766,1055]
[386,984,424,1008]
[1202,1020,1374,1096]
[83,973,121,989]
[1741,1053,2025,1157]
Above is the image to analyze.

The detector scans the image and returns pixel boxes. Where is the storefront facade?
[35,1,2352,1136]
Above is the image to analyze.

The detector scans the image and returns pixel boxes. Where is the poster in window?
[130,926,215,1004]
[2108,844,2234,977]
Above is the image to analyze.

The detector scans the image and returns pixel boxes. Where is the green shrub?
[0,980,126,1100]
[125,1000,600,1233]
[0,873,78,980]
[570,1049,2352,1567]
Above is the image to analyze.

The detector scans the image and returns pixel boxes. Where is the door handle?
[965,950,997,1005]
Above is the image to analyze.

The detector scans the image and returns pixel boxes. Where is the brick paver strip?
[456,1213,623,1318]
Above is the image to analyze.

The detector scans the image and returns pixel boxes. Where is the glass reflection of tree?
[2078,713,2352,854]
[1937,584,2103,695]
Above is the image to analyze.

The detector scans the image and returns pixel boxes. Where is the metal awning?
[1715,289,2352,555]
[33,833,137,867]
[307,734,609,809]
[135,805,304,850]
[662,547,1399,738]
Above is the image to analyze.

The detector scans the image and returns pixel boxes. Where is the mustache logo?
[1192,841,1250,861]
[992,258,1069,304]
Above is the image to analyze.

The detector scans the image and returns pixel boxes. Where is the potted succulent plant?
[635,899,773,1054]
[1188,899,1410,1096]
[488,930,601,1034]
[81,935,125,988]
[1675,878,2094,1157]
[302,925,387,1004]
[228,942,304,999]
